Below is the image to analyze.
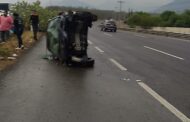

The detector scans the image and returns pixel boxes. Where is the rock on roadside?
[0,56,5,60]
[7,57,17,60]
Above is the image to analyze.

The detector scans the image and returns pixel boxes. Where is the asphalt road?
[0,27,189,122]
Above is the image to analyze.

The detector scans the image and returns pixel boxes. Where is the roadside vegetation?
[0,31,44,70]
[0,1,51,70]
[0,1,58,57]
[0,0,58,58]
[126,10,190,28]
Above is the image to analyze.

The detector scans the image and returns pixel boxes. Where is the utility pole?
[117,0,125,27]
[114,7,118,20]
[49,0,52,6]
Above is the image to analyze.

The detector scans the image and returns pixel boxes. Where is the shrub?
[125,10,190,28]
[127,12,160,28]
[160,11,176,21]
[175,19,186,27]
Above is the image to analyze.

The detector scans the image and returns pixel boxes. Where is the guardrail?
[119,28,190,40]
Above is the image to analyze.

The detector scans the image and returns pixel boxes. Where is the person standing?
[0,11,13,43]
[30,10,39,40]
[13,13,24,49]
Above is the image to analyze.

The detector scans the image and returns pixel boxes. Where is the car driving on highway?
[100,20,117,32]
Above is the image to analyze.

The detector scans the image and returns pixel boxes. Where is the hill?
[155,0,190,13]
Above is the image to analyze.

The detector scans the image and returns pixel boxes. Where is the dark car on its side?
[100,20,117,32]
[47,12,97,67]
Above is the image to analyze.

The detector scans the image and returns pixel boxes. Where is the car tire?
[85,58,95,67]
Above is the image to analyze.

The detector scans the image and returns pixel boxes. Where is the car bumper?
[105,27,117,30]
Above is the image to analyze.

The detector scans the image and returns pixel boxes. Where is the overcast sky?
[81,0,174,11]
[80,0,173,5]
[0,0,174,11]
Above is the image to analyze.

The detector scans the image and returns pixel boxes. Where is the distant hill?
[155,0,190,13]
[95,0,172,12]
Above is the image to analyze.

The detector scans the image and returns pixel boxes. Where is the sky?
[80,0,174,11]
[0,0,174,11]
[80,0,173,5]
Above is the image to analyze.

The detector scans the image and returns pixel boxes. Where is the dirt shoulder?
[0,31,44,71]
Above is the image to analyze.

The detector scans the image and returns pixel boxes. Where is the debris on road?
[7,57,17,60]
[122,78,127,81]
[12,54,18,57]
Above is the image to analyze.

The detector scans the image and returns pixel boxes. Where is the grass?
[0,31,44,71]
[0,47,10,57]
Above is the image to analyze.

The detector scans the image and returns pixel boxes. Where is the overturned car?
[47,12,97,66]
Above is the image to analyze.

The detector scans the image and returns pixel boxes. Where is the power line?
[118,1,125,11]
[117,0,125,20]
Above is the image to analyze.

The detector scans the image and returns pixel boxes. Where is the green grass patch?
[0,47,10,57]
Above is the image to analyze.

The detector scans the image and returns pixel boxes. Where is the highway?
[0,26,189,122]
[89,26,190,119]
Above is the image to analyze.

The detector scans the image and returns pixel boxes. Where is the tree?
[168,14,180,26]
[160,11,176,21]
[11,0,58,31]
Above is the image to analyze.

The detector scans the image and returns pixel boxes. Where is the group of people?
[0,10,39,49]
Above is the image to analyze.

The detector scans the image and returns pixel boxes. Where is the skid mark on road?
[138,81,190,122]
[88,40,93,45]
[104,33,113,37]
[135,34,146,38]
[144,46,184,60]
[109,58,127,71]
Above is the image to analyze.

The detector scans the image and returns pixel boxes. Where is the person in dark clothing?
[30,10,39,40]
[13,13,24,49]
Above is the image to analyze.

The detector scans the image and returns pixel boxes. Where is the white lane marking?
[88,40,93,45]
[95,46,104,53]
[138,82,190,122]
[109,58,127,71]
[135,34,146,38]
[144,46,184,60]
[104,33,113,37]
